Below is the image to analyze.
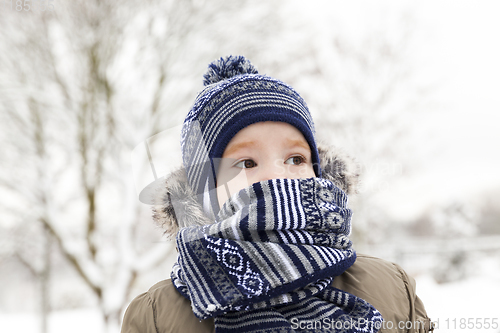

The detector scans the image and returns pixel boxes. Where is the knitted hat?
[181,55,320,217]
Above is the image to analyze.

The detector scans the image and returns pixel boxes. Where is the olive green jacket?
[121,254,432,333]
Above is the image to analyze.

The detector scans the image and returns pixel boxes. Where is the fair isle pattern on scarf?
[171,178,383,333]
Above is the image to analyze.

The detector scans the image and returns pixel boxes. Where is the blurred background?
[1,0,499,332]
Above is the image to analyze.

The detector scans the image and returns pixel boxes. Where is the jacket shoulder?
[332,254,432,332]
[122,256,431,333]
[121,279,213,333]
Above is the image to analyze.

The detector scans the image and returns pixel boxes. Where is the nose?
[257,161,290,182]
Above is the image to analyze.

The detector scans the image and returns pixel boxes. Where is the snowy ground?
[415,254,500,332]
[416,273,500,332]
[0,308,103,333]
[1,273,499,333]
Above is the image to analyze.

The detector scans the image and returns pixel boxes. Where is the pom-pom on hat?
[181,55,320,218]
[203,56,259,86]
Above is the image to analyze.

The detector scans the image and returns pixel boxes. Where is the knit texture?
[171,177,382,333]
[180,56,321,218]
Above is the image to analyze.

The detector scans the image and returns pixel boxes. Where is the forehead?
[223,121,310,155]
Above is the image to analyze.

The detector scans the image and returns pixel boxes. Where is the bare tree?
[1,1,183,330]
[0,0,289,331]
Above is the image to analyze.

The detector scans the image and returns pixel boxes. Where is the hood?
[152,143,360,238]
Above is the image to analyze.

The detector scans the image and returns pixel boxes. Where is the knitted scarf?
[171,177,382,333]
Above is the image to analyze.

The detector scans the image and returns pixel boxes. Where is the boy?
[122,56,432,333]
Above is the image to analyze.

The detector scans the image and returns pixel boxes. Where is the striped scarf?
[171,178,382,333]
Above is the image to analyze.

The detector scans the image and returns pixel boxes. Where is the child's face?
[216,121,316,208]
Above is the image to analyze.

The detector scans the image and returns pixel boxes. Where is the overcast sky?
[308,0,500,219]
[387,1,500,219]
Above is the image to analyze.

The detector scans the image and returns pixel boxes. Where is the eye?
[285,155,305,165]
[234,159,257,169]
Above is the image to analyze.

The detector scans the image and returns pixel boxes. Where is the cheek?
[284,163,316,179]
[216,171,252,206]
[305,164,316,177]
[300,165,316,178]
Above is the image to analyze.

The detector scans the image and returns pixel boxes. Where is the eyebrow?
[285,139,311,151]
[223,141,258,157]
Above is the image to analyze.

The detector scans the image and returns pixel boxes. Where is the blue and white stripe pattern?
[171,178,382,332]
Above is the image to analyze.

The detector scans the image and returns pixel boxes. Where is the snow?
[0,308,103,333]
[416,274,500,332]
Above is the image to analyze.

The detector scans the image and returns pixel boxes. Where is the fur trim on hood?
[152,143,360,238]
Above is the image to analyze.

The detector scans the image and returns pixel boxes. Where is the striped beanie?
[181,55,320,217]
